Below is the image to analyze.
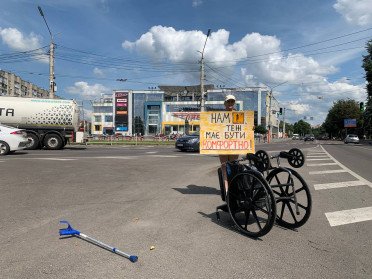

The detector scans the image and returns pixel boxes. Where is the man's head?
[224,94,236,110]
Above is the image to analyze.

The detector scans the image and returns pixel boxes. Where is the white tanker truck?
[0,96,79,150]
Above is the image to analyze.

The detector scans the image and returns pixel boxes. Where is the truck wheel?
[0,141,10,156]
[44,134,63,150]
[25,133,40,150]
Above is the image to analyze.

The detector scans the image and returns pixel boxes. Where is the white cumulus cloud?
[0,27,48,63]
[0,27,42,51]
[334,0,372,26]
[122,25,366,124]
[66,81,111,99]
[122,26,336,86]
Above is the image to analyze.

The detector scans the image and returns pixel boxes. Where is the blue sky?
[0,0,371,124]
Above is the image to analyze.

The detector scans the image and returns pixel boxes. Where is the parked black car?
[175,133,200,152]
[304,134,315,141]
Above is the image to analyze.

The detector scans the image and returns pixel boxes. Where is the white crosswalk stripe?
[325,207,372,227]
[307,158,333,161]
[307,163,337,166]
[314,180,366,190]
[308,146,372,227]
[309,169,348,174]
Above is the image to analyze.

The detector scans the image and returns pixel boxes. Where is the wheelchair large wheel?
[217,167,226,201]
[227,170,276,237]
[266,168,312,229]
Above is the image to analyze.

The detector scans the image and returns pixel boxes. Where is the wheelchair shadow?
[173,184,221,196]
[198,209,295,240]
[198,210,265,241]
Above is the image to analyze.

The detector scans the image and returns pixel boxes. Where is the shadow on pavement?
[172,184,220,195]
[198,211,263,241]
[8,151,28,156]
[63,147,87,150]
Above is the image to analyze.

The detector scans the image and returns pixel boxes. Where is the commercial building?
[91,85,281,137]
[0,70,50,98]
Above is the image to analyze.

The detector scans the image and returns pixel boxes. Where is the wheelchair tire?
[227,170,276,238]
[218,167,226,202]
[267,168,312,229]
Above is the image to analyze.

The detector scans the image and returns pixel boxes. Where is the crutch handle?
[59,220,80,236]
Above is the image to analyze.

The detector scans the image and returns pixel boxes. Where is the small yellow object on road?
[150,246,155,250]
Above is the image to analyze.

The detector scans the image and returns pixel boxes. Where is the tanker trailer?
[0,96,79,150]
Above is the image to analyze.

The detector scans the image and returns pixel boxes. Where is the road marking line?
[307,156,329,158]
[148,155,180,158]
[321,146,372,188]
[145,151,158,154]
[307,158,333,161]
[314,180,366,190]
[307,163,338,166]
[33,158,77,161]
[325,207,372,226]
[309,170,348,174]
[307,152,326,155]
[351,146,372,151]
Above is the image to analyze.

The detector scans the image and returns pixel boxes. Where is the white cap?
[225,94,236,102]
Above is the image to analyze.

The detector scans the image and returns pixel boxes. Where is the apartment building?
[0,70,50,98]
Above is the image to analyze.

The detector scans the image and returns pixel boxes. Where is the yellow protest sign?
[199,111,255,155]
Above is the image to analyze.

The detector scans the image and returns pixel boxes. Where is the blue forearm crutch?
[59,220,138,263]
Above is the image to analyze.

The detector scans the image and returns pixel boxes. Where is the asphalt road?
[0,140,371,279]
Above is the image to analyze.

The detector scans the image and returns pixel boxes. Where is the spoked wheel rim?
[267,168,312,228]
[227,172,276,237]
[288,148,305,168]
[255,150,271,172]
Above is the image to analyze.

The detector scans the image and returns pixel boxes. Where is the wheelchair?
[216,148,312,237]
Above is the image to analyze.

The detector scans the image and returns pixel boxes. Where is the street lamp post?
[264,81,288,143]
[38,6,55,99]
[199,29,211,112]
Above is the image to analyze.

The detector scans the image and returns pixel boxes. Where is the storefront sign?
[114,92,128,132]
[172,112,200,120]
[200,111,255,155]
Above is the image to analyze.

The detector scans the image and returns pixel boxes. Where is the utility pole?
[283,108,286,138]
[264,81,288,143]
[268,90,273,142]
[199,29,211,112]
[38,6,55,99]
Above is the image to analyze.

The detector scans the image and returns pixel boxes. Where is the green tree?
[280,121,293,136]
[293,120,311,135]
[312,126,326,138]
[362,39,372,138]
[254,124,267,134]
[323,99,362,138]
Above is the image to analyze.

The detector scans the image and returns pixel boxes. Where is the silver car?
[344,134,359,144]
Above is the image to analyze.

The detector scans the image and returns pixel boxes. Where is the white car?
[0,124,29,155]
[344,134,359,144]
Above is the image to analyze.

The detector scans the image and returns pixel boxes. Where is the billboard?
[199,111,255,155]
[114,91,129,132]
[344,119,357,128]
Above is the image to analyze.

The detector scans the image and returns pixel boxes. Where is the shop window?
[94,125,101,131]
[105,115,113,122]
